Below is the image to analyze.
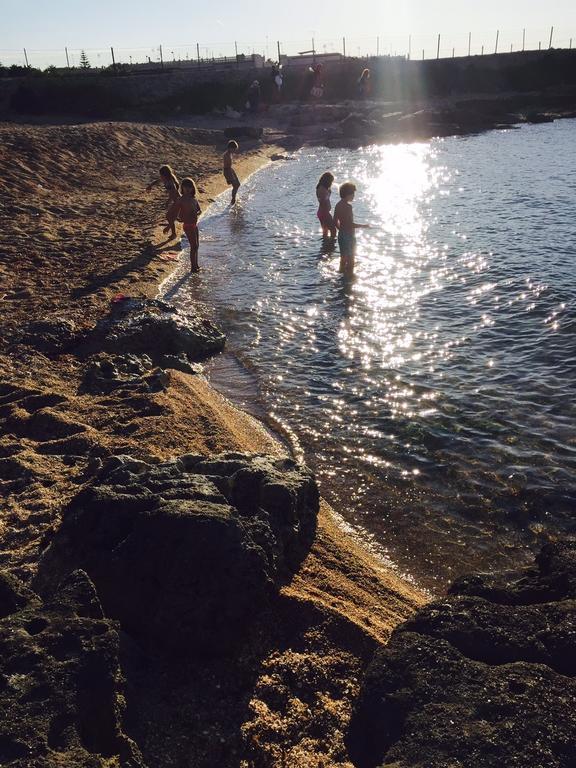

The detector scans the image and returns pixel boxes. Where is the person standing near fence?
[357,68,371,98]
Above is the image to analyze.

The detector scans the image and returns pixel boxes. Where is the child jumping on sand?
[146,164,180,239]
[333,182,371,275]
[223,140,240,204]
[173,178,201,272]
[316,171,336,238]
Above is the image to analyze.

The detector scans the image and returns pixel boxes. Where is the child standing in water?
[223,140,240,204]
[146,164,180,239]
[173,178,201,272]
[333,182,371,274]
[316,171,336,238]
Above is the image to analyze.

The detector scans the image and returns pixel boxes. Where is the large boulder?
[0,568,145,767]
[347,542,576,768]
[35,452,319,655]
[93,298,225,362]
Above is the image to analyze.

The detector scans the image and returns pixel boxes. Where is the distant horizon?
[2,0,575,69]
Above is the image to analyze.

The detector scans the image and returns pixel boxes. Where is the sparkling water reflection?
[164,120,576,592]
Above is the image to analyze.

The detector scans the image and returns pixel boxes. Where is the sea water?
[164,119,576,592]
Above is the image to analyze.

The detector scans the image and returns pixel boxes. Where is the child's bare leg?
[190,231,199,272]
[190,245,199,272]
[164,215,177,238]
[231,181,240,204]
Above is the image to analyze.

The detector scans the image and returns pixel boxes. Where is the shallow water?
[164,120,576,592]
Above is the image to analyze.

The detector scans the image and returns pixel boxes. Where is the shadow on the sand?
[71,238,179,298]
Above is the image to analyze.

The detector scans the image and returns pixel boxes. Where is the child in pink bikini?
[173,178,201,272]
[316,171,336,238]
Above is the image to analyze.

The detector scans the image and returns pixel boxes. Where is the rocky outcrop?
[347,542,576,768]
[35,452,319,655]
[94,298,225,362]
[0,568,145,767]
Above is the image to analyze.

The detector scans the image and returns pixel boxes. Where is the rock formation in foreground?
[0,569,144,767]
[35,452,319,655]
[347,542,576,768]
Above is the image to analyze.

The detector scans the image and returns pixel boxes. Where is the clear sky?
[2,0,575,67]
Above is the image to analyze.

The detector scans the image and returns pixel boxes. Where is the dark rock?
[82,353,154,394]
[93,298,225,363]
[347,542,576,768]
[17,318,80,355]
[525,111,555,123]
[0,571,38,619]
[35,452,318,655]
[340,113,373,138]
[224,126,263,140]
[0,569,145,767]
[158,352,203,375]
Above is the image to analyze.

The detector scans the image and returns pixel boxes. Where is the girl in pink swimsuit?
[316,171,336,238]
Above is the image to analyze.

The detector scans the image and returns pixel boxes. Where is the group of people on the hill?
[147,139,370,276]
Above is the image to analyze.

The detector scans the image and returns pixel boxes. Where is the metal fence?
[1,27,575,70]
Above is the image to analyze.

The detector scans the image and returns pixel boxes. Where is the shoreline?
[0,119,425,766]
[158,167,425,593]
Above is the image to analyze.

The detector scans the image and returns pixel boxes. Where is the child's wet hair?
[180,177,198,195]
[227,140,239,150]
[339,181,357,199]
[317,172,334,189]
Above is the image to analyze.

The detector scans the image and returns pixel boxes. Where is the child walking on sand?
[223,140,240,204]
[173,178,201,272]
[333,182,371,275]
[146,164,180,239]
[316,171,336,238]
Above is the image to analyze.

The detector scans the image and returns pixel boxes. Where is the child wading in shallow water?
[146,164,180,239]
[223,140,240,204]
[333,182,371,275]
[173,178,201,272]
[316,171,336,238]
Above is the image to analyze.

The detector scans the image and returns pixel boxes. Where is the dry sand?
[0,120,425,766]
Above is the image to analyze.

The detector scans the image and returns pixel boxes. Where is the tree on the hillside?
[79,50,91,69]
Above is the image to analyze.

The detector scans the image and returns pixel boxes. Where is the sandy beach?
[0,120,425,766]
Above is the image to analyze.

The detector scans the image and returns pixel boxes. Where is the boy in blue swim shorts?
[333,182,371,274]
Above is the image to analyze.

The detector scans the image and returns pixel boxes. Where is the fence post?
[522,28,526,51]
[468,32,471,56]
[197,43,200,66]
[343,37,346,57]
[277,41,281,61]
[23,48,29,67]
[110,47,117,71]
[436,34,440,59]
[408,34,412,60]
[65,47,70,68]
[452,47,455,58]
[481,45,484,55]
[570,38,573,49]
[312,37,315,64]
[495,30,499,54]
[422,48,425,60]
[159,44,163,68]
[235,41,238,67]
[549,26,554,49]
